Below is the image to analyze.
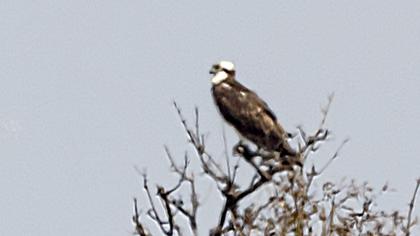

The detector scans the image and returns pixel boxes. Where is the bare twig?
[319,92,334,131]
[306,138,350,191]
[132,198,149,236]
[157,186,176,235]
[405,178,420,236]
[173,102,226,183]
[142,174,171,235]
[164,146,199,235]
[318,138,349,175]
[222,125,232,182]
[297,94,334,160]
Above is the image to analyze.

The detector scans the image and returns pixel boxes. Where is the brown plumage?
[210,61,296,157]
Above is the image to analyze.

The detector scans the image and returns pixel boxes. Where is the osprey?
[210,61,296,157]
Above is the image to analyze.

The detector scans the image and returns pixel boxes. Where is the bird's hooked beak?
[209,64,218,75]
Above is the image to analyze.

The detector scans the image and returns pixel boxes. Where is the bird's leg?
[255,146,261,155]
[233,139,245,156]
[233,140,261,161]
[235,139,245,149]
[278,151,303,169]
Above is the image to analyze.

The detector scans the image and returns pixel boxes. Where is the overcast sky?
[1,1,419,235]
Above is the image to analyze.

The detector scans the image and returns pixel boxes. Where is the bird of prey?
[210,60,296,157]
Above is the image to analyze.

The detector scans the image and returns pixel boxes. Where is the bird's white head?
[210,60,236,85]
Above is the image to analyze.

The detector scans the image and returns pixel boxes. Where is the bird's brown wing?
[233,81,278,122]
[212,80,289,151]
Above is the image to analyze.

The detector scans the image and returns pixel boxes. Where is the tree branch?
[405,178,420,236]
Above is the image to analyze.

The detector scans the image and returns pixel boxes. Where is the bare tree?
[132,95,419,236]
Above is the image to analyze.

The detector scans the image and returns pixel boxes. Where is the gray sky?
[1,1,419,235]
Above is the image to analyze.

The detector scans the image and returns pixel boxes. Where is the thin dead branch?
[132,198,149,236]
[405,178,420,236]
